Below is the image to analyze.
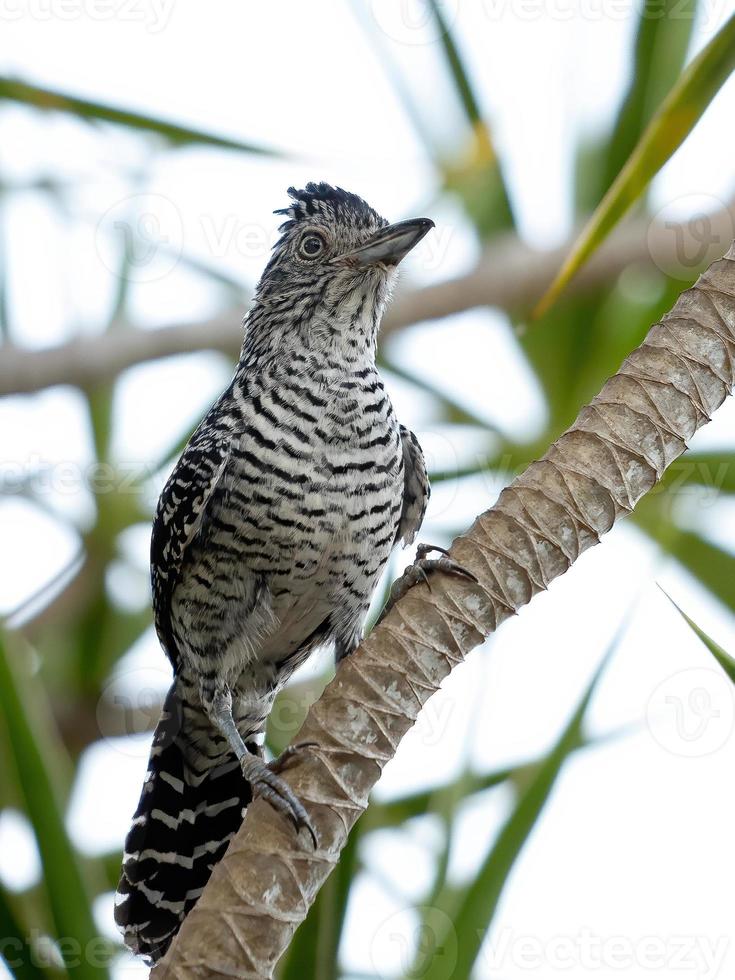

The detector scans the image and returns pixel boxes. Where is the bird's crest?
[275,182,387,234]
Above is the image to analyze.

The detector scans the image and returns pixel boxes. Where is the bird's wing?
[150,425,232,668]
[396,424,430,546]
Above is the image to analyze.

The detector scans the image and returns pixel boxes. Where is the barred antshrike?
[115,184,453,961]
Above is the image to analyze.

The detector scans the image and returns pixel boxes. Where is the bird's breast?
[214,373,402,561]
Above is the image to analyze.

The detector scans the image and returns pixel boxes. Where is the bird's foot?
[240,751,318,848]
[378,543,479,624]
[267,740,319,776]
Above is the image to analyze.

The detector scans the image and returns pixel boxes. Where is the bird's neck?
[238,293,383,377]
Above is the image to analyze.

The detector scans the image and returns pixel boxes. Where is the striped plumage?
[115,184,432,961]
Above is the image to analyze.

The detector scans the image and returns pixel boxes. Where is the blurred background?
[1,2,735,979]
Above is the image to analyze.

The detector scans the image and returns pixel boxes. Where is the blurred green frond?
[415,636,616,980]
[535,10,735,315]
[365,726,632,832]
[0,632,107,979]
[600,0,697,198]
[426,0,515,236]
[0,78,283,156]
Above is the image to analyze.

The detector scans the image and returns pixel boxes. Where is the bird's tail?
[114,686,250,963]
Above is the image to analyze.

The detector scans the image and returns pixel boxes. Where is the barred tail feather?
[115,687,250,963]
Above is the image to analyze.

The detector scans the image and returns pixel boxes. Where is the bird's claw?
[267,740,319,775]
[240,753,318,848]
[378,543,479,624]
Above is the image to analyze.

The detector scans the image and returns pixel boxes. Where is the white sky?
[1,2,735,978]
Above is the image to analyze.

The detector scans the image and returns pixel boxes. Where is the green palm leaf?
[535,11,735,316]
[415,637,616,980]
[600,0,697,196]
[0,632,107,979]
[662,590,735,682]
[0,78,283,156]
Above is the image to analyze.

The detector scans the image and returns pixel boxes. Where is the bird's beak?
[337,217,435,268]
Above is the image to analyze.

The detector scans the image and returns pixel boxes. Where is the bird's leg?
[377,543,479,625]
[207,687,318,847]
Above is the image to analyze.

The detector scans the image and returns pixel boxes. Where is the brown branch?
[152,245,735,979]
[3,203,734,398]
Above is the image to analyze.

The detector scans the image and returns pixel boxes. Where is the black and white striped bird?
[115,184,439,961]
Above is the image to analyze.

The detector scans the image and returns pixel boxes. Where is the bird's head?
[243,183,433,367]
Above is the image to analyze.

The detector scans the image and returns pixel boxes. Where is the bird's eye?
[299,233,326,259]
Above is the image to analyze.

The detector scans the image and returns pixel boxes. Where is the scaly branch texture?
[153,245,735,980]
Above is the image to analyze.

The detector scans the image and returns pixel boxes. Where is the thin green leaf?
[534,11,735,316]
[365,726,634,832]
[600,0,697,196]
[0,631,107,979]
[662,589,735,682]
[427,456,498,485]
[87,192,135,463]
[0,78,282,156]
[77,229,149,689]
[426,0,484,126]
[367,764,517,833]
[417,641,615,980]
[0,197,9,342]
[426,0,515,234]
